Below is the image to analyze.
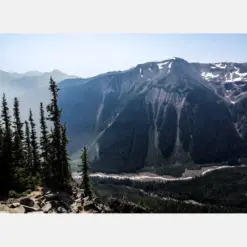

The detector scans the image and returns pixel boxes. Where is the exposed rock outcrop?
[0,186,112,214]
[58,58,247,173]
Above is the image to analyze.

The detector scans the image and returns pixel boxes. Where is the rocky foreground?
[0,186,149,214]
[0,186,113,214]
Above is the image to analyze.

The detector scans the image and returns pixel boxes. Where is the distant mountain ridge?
[0,69,78,136]
[0,69,78,97]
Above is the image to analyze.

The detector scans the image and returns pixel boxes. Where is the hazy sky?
[1,34,247,77]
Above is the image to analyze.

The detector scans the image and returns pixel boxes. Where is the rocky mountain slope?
[56,58,247,173]
[2,58,247,174]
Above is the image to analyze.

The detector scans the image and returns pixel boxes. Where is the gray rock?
[76,192,82,199]
[71,203,82,213]
[9,202,20,208]
[23,204,40,213]
[44,193,58,201]
[34,194,43,199]
[42,202,52,213]
[75,198,82,203]
[20,197,35,207]
[53,200,70,211]
[95,204,104,211]
[83,196,90,202]
[93,197,101,204]
[40,199,47,208]
[83,200,95,211]
[14,205,25,213]
[57,207,67,213]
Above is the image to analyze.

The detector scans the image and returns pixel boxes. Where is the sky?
[1,34,247,78]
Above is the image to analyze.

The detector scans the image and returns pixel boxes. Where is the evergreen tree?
[13,97,24,140]
[39,102,50,181]
[78,147,91,199]
[1,93,13,193]
[40,102,49,162]
[12,97,30,191]
[1,94,12,145]
[24,120,32,169]
[0,119,3,156]
[61,123,71,183]
[0,119,4,190]
[29,109,40,177]
[46,77,71,189]
[12,97,25,168]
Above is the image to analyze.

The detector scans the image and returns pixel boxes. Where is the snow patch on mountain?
[201,72,219,79]
[157,61,169,70]
[215,63,227,69]
[139,67,144,78]
[200,63,247,83]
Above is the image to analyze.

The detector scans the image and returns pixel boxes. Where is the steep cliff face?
[59,58,247,173]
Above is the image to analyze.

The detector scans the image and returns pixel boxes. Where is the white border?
[1,0,247,246]
[1,214,247,247]
[0,0,247,33]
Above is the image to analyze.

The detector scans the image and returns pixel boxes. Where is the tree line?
[0,77,91,198]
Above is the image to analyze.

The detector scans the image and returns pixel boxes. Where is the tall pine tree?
[46,77,71,189]
[29,109,40,177]
[78,147,91,199]
[13,97,24,140]
[12,97,30,191]
[1,93,13,193]
[61,123,71,182]
[24,120,32,169]
[39,102,51,183]
[0,118,4,191]
[12,97,25,168]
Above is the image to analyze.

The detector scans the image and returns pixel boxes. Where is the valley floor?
[73,164,246,183]
[89,165,247,213]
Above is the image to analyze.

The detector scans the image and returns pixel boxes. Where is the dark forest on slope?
[0,77,74,197]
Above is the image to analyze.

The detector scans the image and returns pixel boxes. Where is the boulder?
[75,198,82,203]
[95,203,104,211]
[45,192,73,205]
[40,199,47,208]
[71,203,82,213]
[12,205,25,213]
[93,197,101,204]
[83,196,90,201]
[35,194,43,199]
[23,205,40,213]
[44,193,58,201]
[52,200,70,211]
[76,192,82,199]
[9,202,20,208]
[42,202,52,213]
[20,197,35,207]
[83,200,95,211]
[57,207,68,213]
[0,204,25,213]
